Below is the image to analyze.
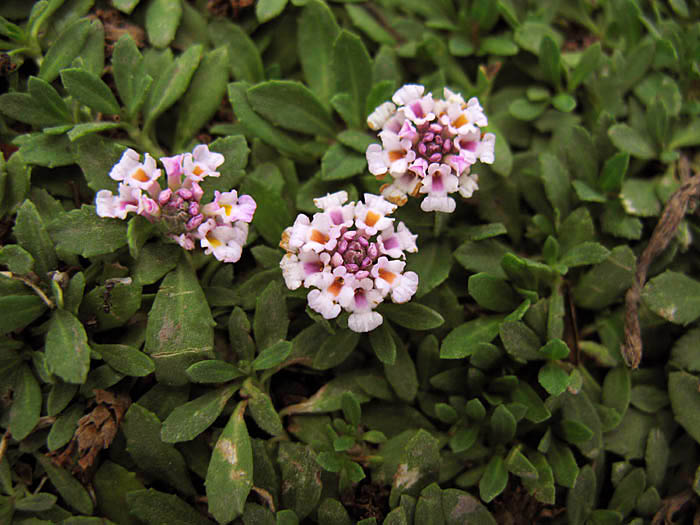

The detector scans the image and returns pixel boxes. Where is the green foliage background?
[1,0,699,523]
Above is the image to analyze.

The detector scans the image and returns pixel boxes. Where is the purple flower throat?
[330,229,379,276]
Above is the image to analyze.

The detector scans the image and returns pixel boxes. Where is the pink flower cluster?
[366,84,495,213]
[280,191,419,333]
[96,145,256,263]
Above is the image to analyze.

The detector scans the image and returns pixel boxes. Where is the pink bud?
[158,189,172,206]
[429,153,443,163]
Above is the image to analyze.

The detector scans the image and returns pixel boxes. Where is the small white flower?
[183,144,224,181]
[279,192,419,333]
[198,221,248,263]
[458,172,480,199]
[366,84,494,212]
[202,190,257,224]
[313,191,355,228]
[354,193,396,235]
[367,102,396,131]
[392,84,425,106]
[109,149,161,196]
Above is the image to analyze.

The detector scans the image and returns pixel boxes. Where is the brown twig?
[622,156,700,368]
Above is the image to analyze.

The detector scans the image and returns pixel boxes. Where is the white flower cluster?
[96,145,256,263]
[280,191,419,333]
[366,84,495,212]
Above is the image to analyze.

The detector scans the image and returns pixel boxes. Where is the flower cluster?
[96,145,256,263]
[366,84,495,213]
[280,191,419,333]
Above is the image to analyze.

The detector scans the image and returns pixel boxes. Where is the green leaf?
[240,176,293,245]
[145,256,215,385]
[9,365,41,441]
[14,493,57,512]
[112,0,140,14]
[94,344,155,377]
[406,241,452,298]
[0,92,65,127]
[161,384,238,443]
[247,80,336,138]
[391,430,440,502]
[539,339,569,360]
[132,241,180,285]
[551,93,576,112]
[60,68,120,114]
[278,443,323,519]
[512,382,551,423]
[608,124,656,159]
[298,0,339,104]
[500,320,543,364]
[573,246,635,309]
[538,362,569,396]
[505,446,539,480]
[609,468,645,518]
[127,489,212,525]
[547,440,579,488]
[567,465,596,525]
[48,205,128,257]
[173,46,229,151]
[145,0,182,48]
[345,4,396,46]
[16,132,74,167]
[252,341,293,371]
[645,428,669,489]
[254,281,289,351]
[312,329,361,370]
[599,152,629,192]
[13,199,57,279]
[210,21,264,84]
[479,35,517,55]
[559,242,611,268]
[47,402,83,451]
[468,273,519,312]
[94,461,145,525]
[620,179,660,217]
[47,381,78,417]
[248,386,284,436]
[46,309,91,384]
[0,295,46,333]
[122,403,195,495]
[280,373,370,416]
[36,455,93,515]
[144,44,202,129]
[384,342,419,402]
[521,452,556,504]
[112,34,153,118]
[229,83,308,159]
[454,239,508,278]
[538,36,561,89]
[642,271,700,325]
[539,152,571,220]
[479,455,508,503]
[332,30,372,129]
[669,371,700,445]
[67,121,121,141]
[441,317,501,359]
[509,98,547,120]
[369,321,396,364]
[256,0,287,22]
[320,143,366,180]
[39,17,91,82]
[569,42,601,90]
[490,405,516,444]
[72,134,123,192]
[379,303,444,331]
[186,360,244,383]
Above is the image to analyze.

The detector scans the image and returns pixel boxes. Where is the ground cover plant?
[0,0,699,523]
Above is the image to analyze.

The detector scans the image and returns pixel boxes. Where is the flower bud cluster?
[366,84,495,213]
[96,145,256,263]
[280,191,419,333]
